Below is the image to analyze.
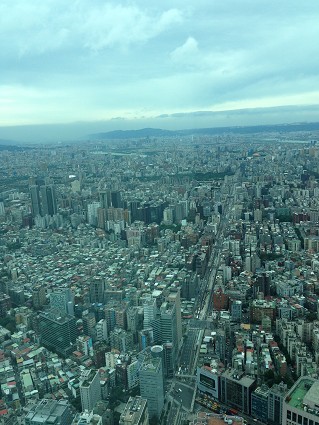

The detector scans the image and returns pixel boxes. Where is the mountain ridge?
[89,122,319,140]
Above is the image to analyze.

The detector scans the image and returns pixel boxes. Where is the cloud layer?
[0,0,319,134]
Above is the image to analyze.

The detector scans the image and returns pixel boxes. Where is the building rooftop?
[120,396,147,424]
[286,377,319,417]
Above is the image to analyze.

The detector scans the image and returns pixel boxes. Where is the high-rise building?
[127,306,139,334]
[119,396,149,425]
[96,319,108,342]
[139,356,164,420]
[82,311,97,339]
[143,297,157,329]
[97,207,107,230]
[251,385,270,423]
[268,381,287,425]
[0,201,5,216]
[110,328,133,353]
[181,273,198,301]
[50,288,74,316]
[90,278,106,304]
[105,305,117,333]
[99,190,112,210]
[160,301,178,376]
[111,191,122,208]
[231,300,243,322]
[29,185,42,217]
[25,399,73,425]
[138,328,154,351]
[162,342,174,378]
[38,310,77,357]
[167,288,182,350]
[40,184,57,216]
[87,201,101,226]
[80,369,102,412]
[127,360,139,390]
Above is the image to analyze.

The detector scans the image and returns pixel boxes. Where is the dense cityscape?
[1,127,319,425]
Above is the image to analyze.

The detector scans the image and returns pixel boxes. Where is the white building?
[96,319,108,342]
[80,370,101,412]
[87,202,101,226]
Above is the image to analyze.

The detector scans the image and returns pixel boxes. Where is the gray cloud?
[0,0,319,136]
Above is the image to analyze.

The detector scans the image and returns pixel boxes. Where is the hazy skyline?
[1,0,319,141]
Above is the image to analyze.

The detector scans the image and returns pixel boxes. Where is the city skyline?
[1,0,319,141]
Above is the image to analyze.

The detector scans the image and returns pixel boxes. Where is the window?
[292,413,297,422]
[287,411,291,420]
[303,418,308,425]
[298,415,302,424]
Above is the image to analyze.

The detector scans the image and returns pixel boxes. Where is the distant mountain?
[90,128,181,139]
[180,122,319,136]
[89,122,319,140]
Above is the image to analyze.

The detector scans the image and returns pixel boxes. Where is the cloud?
[81,5,183,51]
[170,37,199,64]
[1,0,319,131]
[0,1,183,55]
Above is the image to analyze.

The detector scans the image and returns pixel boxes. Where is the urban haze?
[1,1,319,425]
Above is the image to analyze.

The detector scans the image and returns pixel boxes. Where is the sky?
[1,0,319,141]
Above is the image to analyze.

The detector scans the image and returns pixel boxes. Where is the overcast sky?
[1,0,319,140]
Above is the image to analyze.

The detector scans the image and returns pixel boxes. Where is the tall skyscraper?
[29,185,42,217]
[160,301,178,376]
[97,207,107,230]
[80,369,102,412]
[139,355,164,420]
[111,191,122,208]
[167,288,182,350]
[40,184,57,216]
[99,190,111,208]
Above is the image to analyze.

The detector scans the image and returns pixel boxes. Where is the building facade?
[80,369,102,412]
[38,310,77,357]
[139,356,164,420]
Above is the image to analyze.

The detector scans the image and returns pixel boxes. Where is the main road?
[199,184,235,321]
